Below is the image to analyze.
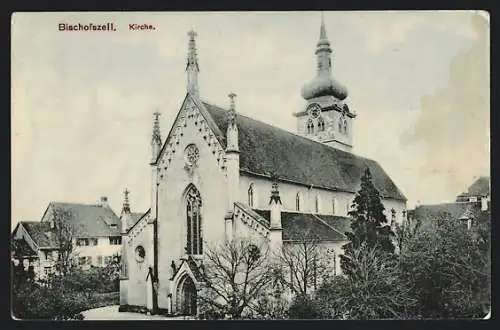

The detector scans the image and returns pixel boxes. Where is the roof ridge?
[51,201,102,207]
[201,100,364,160]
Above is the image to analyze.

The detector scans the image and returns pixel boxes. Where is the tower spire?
[186,28,200,97]
[319,11,327,41]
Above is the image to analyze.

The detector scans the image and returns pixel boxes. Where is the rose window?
[184,144,200,167]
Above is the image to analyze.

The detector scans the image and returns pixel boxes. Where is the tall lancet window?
[296,192,301,211]
[343,119,348,135]
[248,184,255,208]
[338,119,342,132]
[318,117,325,132]
[307,120,313,134]
[315,195,320,213]
[186,186,202,255]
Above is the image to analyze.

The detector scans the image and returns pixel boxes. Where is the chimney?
[269,173,283,252]
[99,196,109,208]
[481,196,488,211]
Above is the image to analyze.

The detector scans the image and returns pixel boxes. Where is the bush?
[287,294,320,319]
[12,280,88,320]
[12,262,121,320]
[63,265,119,293]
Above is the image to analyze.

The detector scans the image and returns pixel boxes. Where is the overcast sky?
[11,11,490,227]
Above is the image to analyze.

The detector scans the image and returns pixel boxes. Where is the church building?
[118,17,407,316]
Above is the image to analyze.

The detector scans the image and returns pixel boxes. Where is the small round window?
[184,144,200,167]
[135,245,146,263]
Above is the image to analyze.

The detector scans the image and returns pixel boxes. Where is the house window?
[315,195,320,213]
[43,250,50,260]
[78,257,87,266]
[44,267,52,276]
[338,119,342,132]
[104,256,113,265]
[346,201,350,215]
[343,120,348,135]
[109,236,121,245]
[186,185,203,256]
[332,197,336,215]
[296,193,301,211]
[391,208,396,227]
[248,184,255,208]
[87,256,93,265]
[90,238,98,246]
[76,238,89,246]
[96,256,103,265]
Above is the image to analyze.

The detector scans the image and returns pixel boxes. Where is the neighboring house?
[11,197,123,280]
[456,176,491,203]
[119,17,407,317]
[409,176,491,231]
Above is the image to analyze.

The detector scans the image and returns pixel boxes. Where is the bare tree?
[275,229,331,298]
[50,207,80,276]
[198,238,274,319]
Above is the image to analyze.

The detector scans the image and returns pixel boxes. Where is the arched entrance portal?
[176,275,197,316]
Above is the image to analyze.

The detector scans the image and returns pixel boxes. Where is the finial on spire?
[186,28,200,97]
[229,92,237,111]
[227,92,237,124]
[122,188,131,213]
[269,172,282,204]
[152,111,162,144]
[317,11,330,47]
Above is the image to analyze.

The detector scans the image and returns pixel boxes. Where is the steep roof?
[121,212,145,231]
[467,176,490,197]
[410,201,486,227]
[12,236,38,257]
[19,221,56,248]
[42,202,121,239]
[411,203,471,222]
[253,209,349,242]
[202,101,406,201]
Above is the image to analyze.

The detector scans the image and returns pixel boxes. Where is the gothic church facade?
[119,19,407,316]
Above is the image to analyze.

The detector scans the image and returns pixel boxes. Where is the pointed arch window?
[343,119,348,135]
[307,119,314,134]
[318,117,325,132]
[296,192,301,211]
[186,186,202,255]
[338,118,343,132]
[248,184,255,208]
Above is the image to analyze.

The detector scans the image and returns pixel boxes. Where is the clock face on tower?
[307,103,321,119]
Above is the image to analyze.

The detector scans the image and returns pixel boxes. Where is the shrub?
[287,294,320,319]
[12,280,88,320]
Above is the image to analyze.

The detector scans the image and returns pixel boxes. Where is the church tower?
[295,14,356,153]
